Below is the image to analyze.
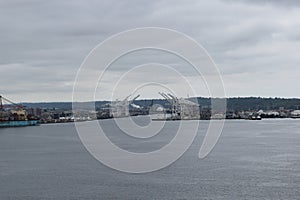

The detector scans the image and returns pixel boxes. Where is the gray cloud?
[223,0,300,7]
[0,0,299,101]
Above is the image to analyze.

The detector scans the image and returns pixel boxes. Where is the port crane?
[129,94,140,103]
[0,95,24,110]
[114,94,140,105]
[110,94,140,118]
[158,92,181,119]
[0,95,39,127]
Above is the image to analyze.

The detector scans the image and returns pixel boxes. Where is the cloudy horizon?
[1,0,300,102]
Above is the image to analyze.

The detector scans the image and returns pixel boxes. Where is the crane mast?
[0,95,2,110]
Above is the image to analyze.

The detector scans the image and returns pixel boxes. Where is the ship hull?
[0,120,39,128]
[291,116,300,119]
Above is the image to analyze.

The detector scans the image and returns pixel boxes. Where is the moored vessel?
[0,120,39,127]
[291,110,300,119]
[0,95,39,128]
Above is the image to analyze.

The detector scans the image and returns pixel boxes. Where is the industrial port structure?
[110,94,140,118]
[109,92,201,120]
[0,95,39,127]
[152,92,200,120]
[2,94,300,126]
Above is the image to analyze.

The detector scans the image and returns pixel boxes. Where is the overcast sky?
[1,0,300,102]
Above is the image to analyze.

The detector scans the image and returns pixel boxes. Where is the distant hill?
[21,97,300,111]
[195,97,300,111]
[22,102,73,110]
[226,97,300,111]
[131,97,300,111]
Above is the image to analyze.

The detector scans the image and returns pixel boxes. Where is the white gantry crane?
[158,92,181,120]
[158,92,200,120]
[110,94,140,118]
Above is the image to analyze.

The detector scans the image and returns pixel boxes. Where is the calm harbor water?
[0,119,299,199]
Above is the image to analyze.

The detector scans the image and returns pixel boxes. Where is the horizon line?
[17,96,300,104]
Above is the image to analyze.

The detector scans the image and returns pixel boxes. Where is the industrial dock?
[0,95,39,127]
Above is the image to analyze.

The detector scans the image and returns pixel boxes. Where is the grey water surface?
[0,118,299,200]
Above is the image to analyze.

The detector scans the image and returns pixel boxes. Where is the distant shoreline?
[20,97,300,111]
[20,96,300,104]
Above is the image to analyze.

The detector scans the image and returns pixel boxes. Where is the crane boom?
[123,94,131,102]
[0,95,23,109]
[159,92,173,104]
[131,94,140,102]
[168,93,178,102]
